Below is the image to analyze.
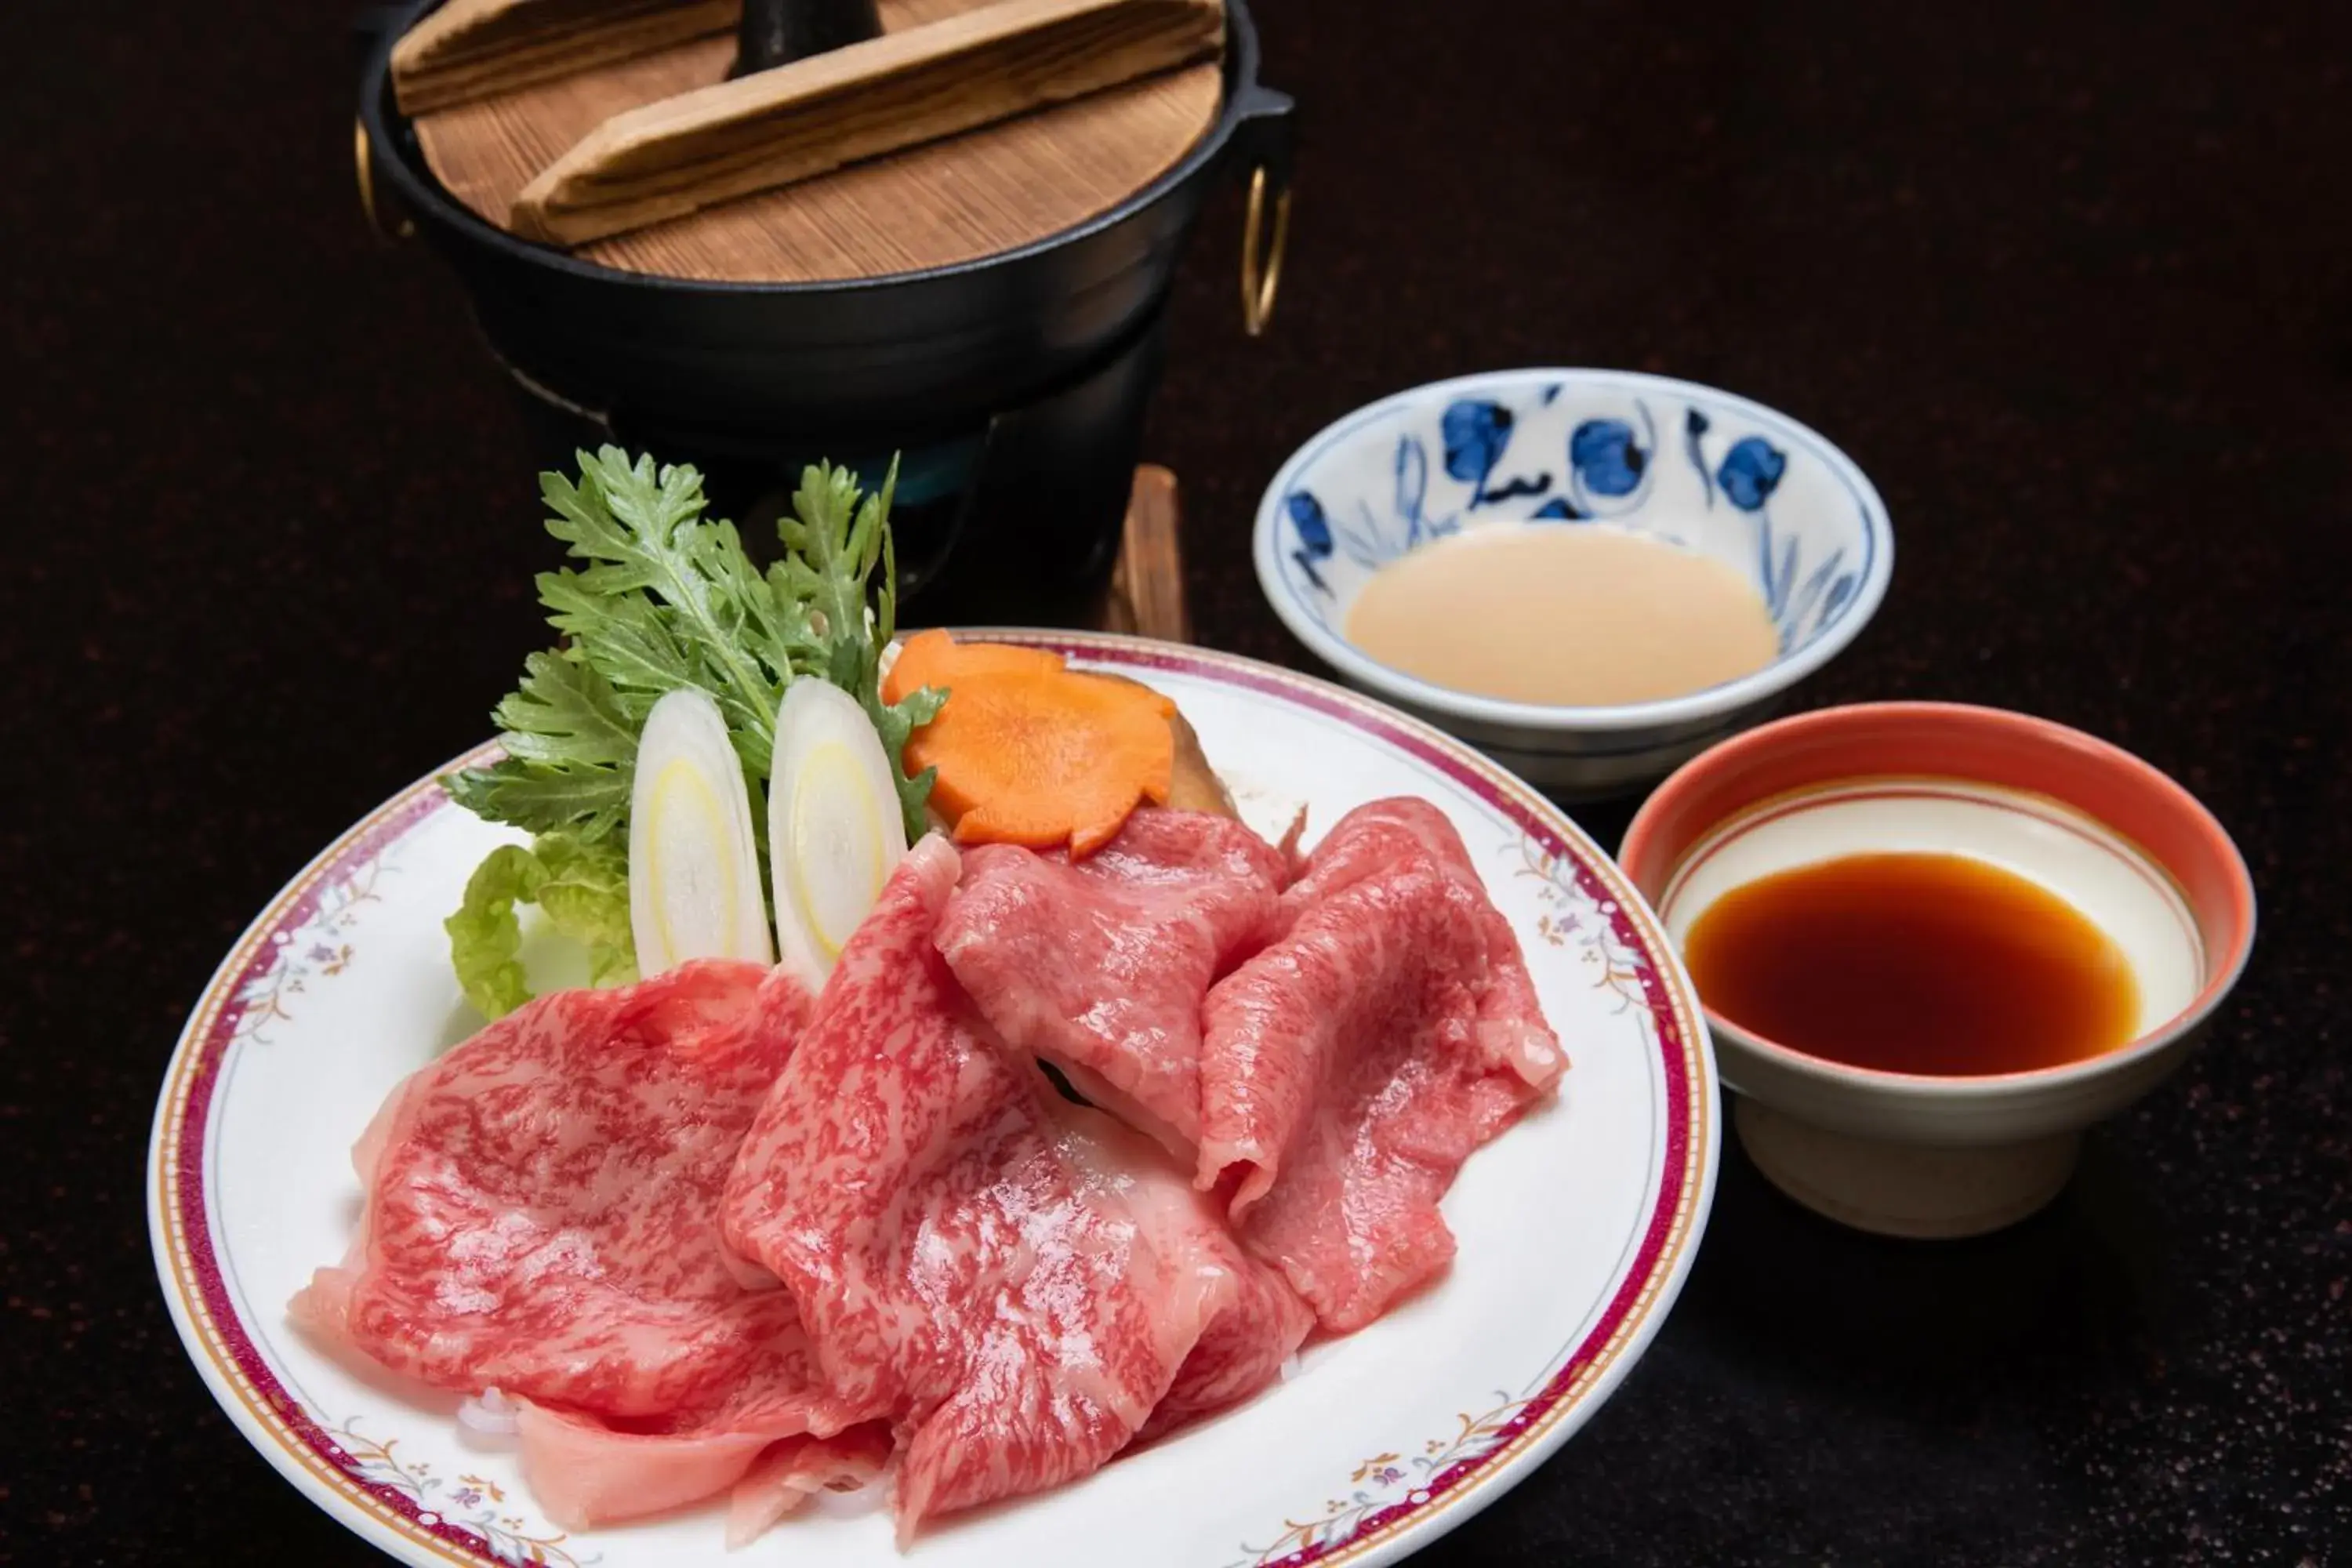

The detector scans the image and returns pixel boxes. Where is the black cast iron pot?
[354,1,1294,619]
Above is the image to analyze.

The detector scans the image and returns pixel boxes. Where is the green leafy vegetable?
[443,652,637,840]
[445,832,637,1019]
[444,447,940,844]
[440,447,943,1021]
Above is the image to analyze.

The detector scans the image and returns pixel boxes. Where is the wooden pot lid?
[408,0,1224,284]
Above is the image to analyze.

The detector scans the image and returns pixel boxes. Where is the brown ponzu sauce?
[1682,852,2141,1076]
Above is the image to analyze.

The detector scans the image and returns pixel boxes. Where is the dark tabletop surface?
[6,0,2348,1563]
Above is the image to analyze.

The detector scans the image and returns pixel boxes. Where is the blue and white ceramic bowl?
[1252,369,1895,797]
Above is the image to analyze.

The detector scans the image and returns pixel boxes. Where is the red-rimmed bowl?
[1621,702,2255,1237]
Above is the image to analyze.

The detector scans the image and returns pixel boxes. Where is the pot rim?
[358,0,1279,296]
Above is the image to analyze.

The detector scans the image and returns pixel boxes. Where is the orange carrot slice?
[888,634,1175,857]
[884,628,1060,704]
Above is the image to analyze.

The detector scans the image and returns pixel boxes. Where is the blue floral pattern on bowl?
[1252,370,1894,798]
[1269,372,1880,662]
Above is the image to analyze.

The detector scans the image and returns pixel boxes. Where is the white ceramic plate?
[149,633,1719,1568]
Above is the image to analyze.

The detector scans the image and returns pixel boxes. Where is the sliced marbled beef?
[290,959,854,1527]
[935,808,1285,1156]
[723,836,1307,1540]
[722,1420,896,1547]
[1198,799,1566,1331]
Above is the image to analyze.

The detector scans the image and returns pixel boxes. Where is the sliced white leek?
[628,687,775,975]
[769,679,907,992]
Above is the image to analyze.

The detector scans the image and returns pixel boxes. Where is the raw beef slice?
[291,959,862,1528]
[724,835,1309,1540]
[935,808,1285,1157]
[1199,799,1566,1330]
[724,1420,897,1548]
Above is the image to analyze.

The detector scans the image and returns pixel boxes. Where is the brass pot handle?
[1240,164,1291,338]
[354,119,414,242]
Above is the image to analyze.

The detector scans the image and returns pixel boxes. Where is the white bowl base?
[1734,1098,2079,1239]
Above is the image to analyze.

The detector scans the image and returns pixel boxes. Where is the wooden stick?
[510,0,1223,246]
[392,0,739,114]
[1101,465,1191,644]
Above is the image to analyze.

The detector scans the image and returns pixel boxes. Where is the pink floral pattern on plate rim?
[148,633,1716,1568]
